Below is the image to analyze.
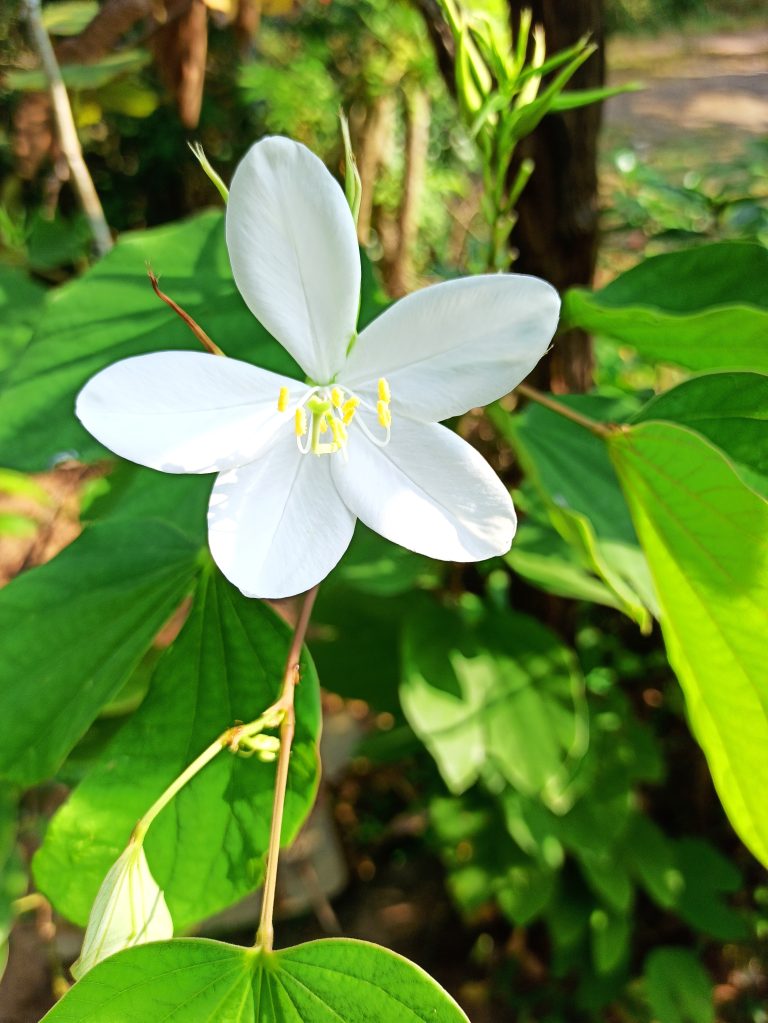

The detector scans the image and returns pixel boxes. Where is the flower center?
[276,379,392,457]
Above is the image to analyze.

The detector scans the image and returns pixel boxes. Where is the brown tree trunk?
[507,0,605,393]
[385,86,430,298]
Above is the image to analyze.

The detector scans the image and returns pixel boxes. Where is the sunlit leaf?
[609,422,768,866]
[41,937,469,1021]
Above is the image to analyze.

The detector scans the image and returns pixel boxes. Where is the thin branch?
[23,0,113,257]
[515,381,613,439]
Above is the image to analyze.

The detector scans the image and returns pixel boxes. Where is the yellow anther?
[294,408,307,437]
[319,414,329,434]
[331,386,344,408]
[341,397,360,425]
[329,417,348,447]
[378,378,391,403]
[277,386,289,412]
[377,400,392,429]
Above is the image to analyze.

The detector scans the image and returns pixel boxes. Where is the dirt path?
[604,28,768,158]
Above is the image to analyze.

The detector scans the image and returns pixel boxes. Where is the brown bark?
[507,0,605,393]
[152,0,209,128]
[386,87,430,298]
[354,93,396,247]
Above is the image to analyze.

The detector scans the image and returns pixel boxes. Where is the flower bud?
[71,840,173,979]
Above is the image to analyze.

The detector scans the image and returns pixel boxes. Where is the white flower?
[77,136,560,599]
[71,841,173,979]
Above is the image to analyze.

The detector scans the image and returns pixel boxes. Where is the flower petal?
[342,274,559,421]
[332,418,515,562]
[76,351,303,474]
[208,433,356,598]
[226,136,361,383]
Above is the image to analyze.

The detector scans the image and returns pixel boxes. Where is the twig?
[147,268,225,355]
[515,381,614,439]
[23,0,113,257]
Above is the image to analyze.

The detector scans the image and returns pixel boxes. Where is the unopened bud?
[71,840,173,980]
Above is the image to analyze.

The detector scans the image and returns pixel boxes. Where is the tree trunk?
[507,0,605,393]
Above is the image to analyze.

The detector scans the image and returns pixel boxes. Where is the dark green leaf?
[0,519,201,784]
[644,947,714,1023]
[34,570,320,931]
[0,211,298,472]
[0,264,46,383]
[563,243,768,371]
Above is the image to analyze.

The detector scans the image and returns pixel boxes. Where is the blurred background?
[0,1,767,1021]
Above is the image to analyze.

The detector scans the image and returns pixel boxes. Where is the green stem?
[515,382,614,440]
[256,584,320,953]
[132,736,228,844]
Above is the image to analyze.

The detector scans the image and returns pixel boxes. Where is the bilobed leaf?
[0,519,201,784]
[633,371,768,494]
[609,422,768,866]
[0,211,297,472]
[401,602,585,807]
[41,937,469,1021]
[644,947,714,1023]
[563,242,768,371]
[34,570,320,931]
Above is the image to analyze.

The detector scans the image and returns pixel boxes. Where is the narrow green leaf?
[609,422,768,866]
[0,519,201,784]
[34,570,320,931]
[41,938,469,1021]
[6,50,150,92]
[633,371,768,494]
[563,243,768,371]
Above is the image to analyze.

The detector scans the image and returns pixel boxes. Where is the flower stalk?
[515,382,614,439]
[256,584,320,953]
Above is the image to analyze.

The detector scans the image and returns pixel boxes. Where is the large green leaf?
[491,397,657,628]
[563,242,768,371]
[34,570,320,931]
[401,601,585,807]
[0,519,201,785]
[0,211,297,472]
[609,422,768,866]
[41,937,469,1021]
[0,264,46,383]
[6,50,151,92]
[633,371,768,494]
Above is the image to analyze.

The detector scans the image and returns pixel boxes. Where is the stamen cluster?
[276,378,392,457]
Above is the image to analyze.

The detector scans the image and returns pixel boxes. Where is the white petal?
[342,274,559,421]
[332,418,515,562]
[76,351,303,473]
[226,137,361,383]
[208,433,356,599]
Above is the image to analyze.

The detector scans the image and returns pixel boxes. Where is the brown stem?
[515,381,613,439]
[256,585,320,952]
[147,269,225,356]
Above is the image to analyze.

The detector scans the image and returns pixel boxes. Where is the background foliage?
[0,1,766,1021]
